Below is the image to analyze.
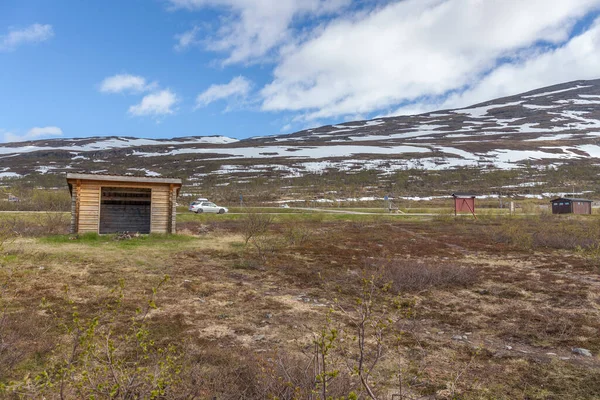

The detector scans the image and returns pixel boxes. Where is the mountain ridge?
[3,78,600,197]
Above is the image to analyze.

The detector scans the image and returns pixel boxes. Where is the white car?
[188,200,206,211]
[190,201,228,214]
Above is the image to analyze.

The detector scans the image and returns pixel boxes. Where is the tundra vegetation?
[0,211,599,399]
[180,161,600,207]
[3,160,600,209]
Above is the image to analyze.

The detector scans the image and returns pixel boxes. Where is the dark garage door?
[100,187,151,234]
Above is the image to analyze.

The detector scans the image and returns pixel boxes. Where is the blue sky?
[2,0,600,143]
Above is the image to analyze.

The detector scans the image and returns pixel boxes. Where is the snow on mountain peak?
[2,79,600,180]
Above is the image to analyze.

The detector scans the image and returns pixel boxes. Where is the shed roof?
[66,173,182,185]
[451,192,476,198]
[550,197,592,203]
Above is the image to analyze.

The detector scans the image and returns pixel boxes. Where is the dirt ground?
[1,216,599,399]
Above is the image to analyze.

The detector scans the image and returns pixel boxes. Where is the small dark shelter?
[550,197,592,215]
[452,193,476,216]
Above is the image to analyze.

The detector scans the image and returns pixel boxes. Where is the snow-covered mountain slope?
[0,136,238,156]
[2,79,600,183]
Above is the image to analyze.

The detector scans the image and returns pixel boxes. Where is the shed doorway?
[99,187,151,234]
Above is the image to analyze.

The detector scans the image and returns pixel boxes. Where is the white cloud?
[128,90,179,117]
[99,74,156,94]
[27,126,63,137]
[0,23,54,51]
[100,74,174,119]
[195,76,252,108]
[169,0,350,64]
[174,26,200,51]
[258,0,600,121]
[2,126,63,143]
[393,16,600,115]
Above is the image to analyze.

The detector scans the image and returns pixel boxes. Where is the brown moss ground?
[1,218,599,398]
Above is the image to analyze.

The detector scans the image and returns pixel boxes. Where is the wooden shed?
[452,193,476,216]
[550,197,592,215]
[66,173,182,234]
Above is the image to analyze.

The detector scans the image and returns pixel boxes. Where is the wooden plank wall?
[573,201,592,215]
[69,180,179,234]
[151,185,170,233]
[78,183,100,233]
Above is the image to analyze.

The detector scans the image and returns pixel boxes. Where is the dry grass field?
[0,212,599,399]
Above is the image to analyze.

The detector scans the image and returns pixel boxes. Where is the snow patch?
[0,136,239,156]
[522,104,561,110]
[526,134,574,141]
[127,168,161,177]
[453,101,524,118]
[133,145,432,159]
[0,172,21,179]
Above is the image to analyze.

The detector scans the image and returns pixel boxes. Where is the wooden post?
[168,184,174,234]
[70,184,76,234]
[75,180,81,234]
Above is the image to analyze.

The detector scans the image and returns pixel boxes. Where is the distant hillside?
[3,79,600,201]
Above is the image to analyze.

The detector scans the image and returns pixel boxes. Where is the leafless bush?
[0,214,69,238]
[336,274,413,399]
[182,348,262,399]
[532,226,597,250]
[495,306,582,346]
[377,259,478,293]
[284,224,312,246]
[488,217,600,250]
[0,271,52,382]
[0,307,51,381]
[249,235,282,264]
[39,212,70,235]
[3,277,185,399]
[0,188,71,212]
[241,212,274,245]
[490,219,533,249]
[0,217,18,251]
[183,348,355,399]
[241,212,278,263]
[256,351,355,399]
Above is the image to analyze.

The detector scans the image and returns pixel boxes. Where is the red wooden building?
[452,193,476,216]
